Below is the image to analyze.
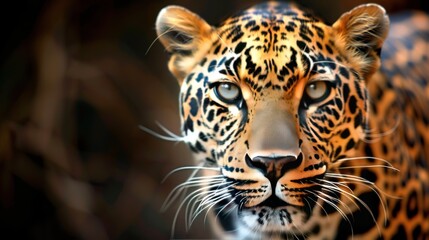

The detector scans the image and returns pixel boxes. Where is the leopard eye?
[215,82,241,104]
[305,81,330,103]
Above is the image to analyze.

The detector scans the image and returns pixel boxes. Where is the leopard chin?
[238,206,308,232]
[214,192,317,238]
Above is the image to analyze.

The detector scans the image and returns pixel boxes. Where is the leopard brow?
[309,63,337,81]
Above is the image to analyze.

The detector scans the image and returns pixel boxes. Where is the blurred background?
[0,0,427,239]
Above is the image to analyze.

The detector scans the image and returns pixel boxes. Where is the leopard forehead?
[206,2,335,92]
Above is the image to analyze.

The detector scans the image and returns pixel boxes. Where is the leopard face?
[155,2,429,239]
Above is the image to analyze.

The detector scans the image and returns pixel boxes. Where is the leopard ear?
[156,6,213,83]
[333,4,389,80]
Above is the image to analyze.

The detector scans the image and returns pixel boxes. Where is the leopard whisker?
[316,189,354,217]
[185,188,214,230]
[314,185,355,215]
[317,178,381,229]
[190,185,233,223]
[325,172,399,199]
[203,196,237,230]
[215,32,234,54]
[338,164,399,171]
[211,193,239,223]
[197,182,233,210]
[199,192,235,226]
[304,195,332,233]
[306,189,354,236]
[140,121,205,145]
[333,156,398,171]
[186,179,228,209]
[301,48,315,73]
[171,182,227,237]
[318,178,355,195]
[171,186,203,237]
[145,25,176,55]
[162,167,223,212]
[155,121,186,139]
[363,116,400,134]
[361,117,401,143]
[325,172,394,227]
[162,165,221,183]
[139,123,185,142]
[189,189,233,228]
[187,188,231,230]
[290,222,305,240]
[287,205,308,240]
[163,176,225,212]
[186,179,234,228]
[317,179,358,211]
[237,196,247,211]
[319,180,384,236]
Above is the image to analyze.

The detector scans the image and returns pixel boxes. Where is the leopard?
[154,1,429,239]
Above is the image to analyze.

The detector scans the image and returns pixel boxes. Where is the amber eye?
[215,82,241,104]
[305,81,330,103]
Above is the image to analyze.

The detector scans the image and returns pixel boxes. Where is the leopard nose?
[245,154,302,179]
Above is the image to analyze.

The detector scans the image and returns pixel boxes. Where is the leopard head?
[156,2,389,238]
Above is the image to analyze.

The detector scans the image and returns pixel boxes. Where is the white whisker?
[146,25,175,55]
[189,183,233,224]
[325,172,398,227]
[362,117,400,143]
[162,177,224,211]
[333,156,399,171]
[171,182,227,237]
[212,194,239,223]
[162,165,220,183]
[304,193,329,218]
[215,32,234,54]
[187,187,230,229]
[198,192,234,225]
[315,186,354,215]
[338,164,398,171]
[161,163,221,211]
[306,189,352,229]
[139,124,185,142]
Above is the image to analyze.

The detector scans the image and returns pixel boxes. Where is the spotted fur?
[155,2,429,239]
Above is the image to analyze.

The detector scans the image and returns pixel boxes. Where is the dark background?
[1,0,427,239]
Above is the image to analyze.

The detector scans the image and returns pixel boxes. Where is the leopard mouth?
[255,194,289,208]
[238,187,320,218]
[213,191,318,235]
[211,175,321,233]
